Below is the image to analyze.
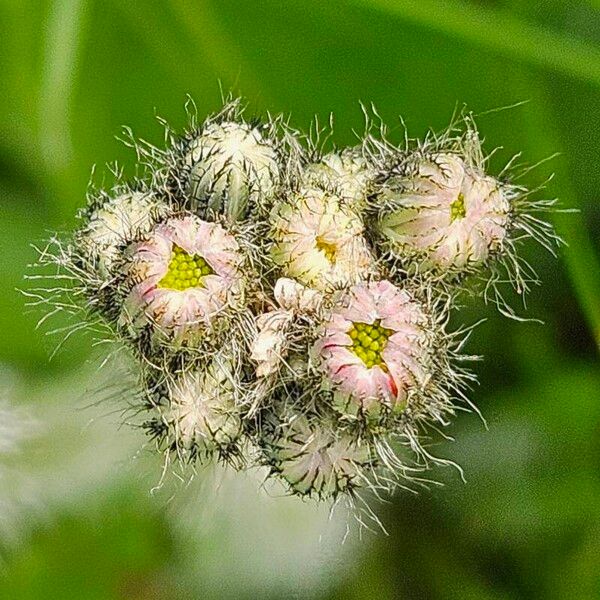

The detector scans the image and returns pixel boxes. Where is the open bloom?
[303,148,375,207]
[164,360,241,454]
[267,414,372,498]
[377,153,510,270]
[315,280,430,418]
[78,191,167,278]
[271,187,374,291]
[122,215,244,341]
[185,121,280,221]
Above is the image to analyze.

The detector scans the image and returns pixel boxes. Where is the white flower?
[185,121,280,221]
[377,153,510,270]
[250,278,323,378]
[271,187,375,291]
[78,191,167,277]
[251,311,293,378]
[121,215,244,342]
[267,414,372,498]
[303,148,375,207]
[164,360,241,454]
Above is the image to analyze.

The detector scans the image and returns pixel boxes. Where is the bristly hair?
[363,107,564,319]
[26,96,565,534]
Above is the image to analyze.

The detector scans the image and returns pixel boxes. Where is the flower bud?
[303,148,375,208]
[120,215,244,343]
[264,414,373,499]
[184,121,280,221]
[376,153,510,271]
[315,280,431,420]
[271,187,375,291]
[77,191,168,278]
[161,360,242,457]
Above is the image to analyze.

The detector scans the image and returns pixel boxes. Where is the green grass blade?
[351,0,600,88]
[39,0,88,174]
[168,0,268,104]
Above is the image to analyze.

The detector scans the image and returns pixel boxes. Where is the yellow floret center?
[450,192,466,222]
[315,236,337,264]
[347,320,393,371]
[158,244,214,291]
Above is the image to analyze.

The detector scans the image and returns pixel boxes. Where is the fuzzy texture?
[164,360,242,456]
[303,148,376,209]
[184,120,280,221]
[120,215,244,343]
[366,114,562,317]
[31,98,561,520]
[264,413,374,499]
[77,190,169,278]
[376,153,510,270]
[271,187,375,291]
[315,280,430,420]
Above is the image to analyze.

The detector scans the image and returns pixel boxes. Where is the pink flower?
[378,153,510,269]
[315,280,429,416]
[122,215,243,341]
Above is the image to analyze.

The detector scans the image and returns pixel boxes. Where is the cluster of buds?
[35,98,560,510]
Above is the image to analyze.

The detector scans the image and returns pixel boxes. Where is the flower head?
[303,148,375,208]
[315,280,430,419]
[160,359,242,457]
[37,97,560,513]
[271,187,375,291]
[77,191,168,278]
[376,153,510,270]
[184,120,280,221]
[121,215,244,342]
[264,414,373,499]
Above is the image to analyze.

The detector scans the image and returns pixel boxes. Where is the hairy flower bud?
[120,215,244,343]
[77,191,168,278]
[271,187,375,291]
[159,360,242,458]
[184,121,280,221]
[315,280,431,420]
[376,153,510,271]
[264,414,373,499]
[303,148,375,208]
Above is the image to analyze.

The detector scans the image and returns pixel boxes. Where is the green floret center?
[158,244,214,291]
[450,192,466,222]
[348,320,393,371]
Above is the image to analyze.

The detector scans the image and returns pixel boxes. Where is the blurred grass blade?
[168,0,267,103]
[505,0,600,351]
[352,0,600,88]
[39,0,87,174]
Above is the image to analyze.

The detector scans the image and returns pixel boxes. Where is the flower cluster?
[35,98,560,512]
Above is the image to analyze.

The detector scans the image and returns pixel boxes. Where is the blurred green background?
[1,0,599,598]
